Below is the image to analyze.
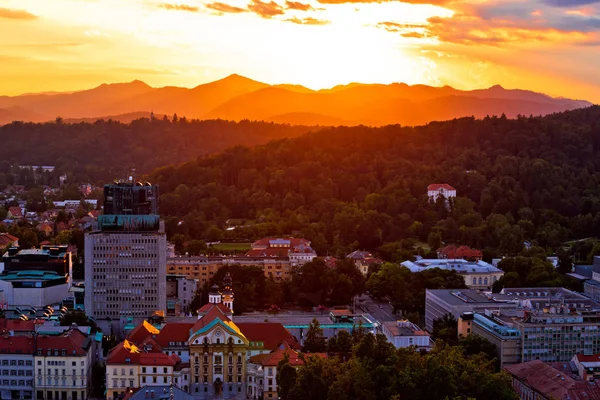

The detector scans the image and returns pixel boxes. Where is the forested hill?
[151,106,600,257]
[0,119,317,182]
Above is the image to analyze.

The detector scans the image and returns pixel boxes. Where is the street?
[356,294,397,323]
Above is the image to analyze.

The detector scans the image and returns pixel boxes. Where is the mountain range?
[0,74,593,126]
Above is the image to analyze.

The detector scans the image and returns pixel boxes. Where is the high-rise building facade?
[103,182,159,215]
[85,181,166,336]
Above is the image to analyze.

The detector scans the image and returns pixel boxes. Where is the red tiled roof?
[197,303,231,315]
[504,360,600,400]
[191,304,231,333]
[153,323,194,347]
[0,335,34,354]
[0,318,35,333]
[260,342,326,367]
[428,184,456,191]
[106,341,142,364]
[0,233,18,246]
[360,257,383,266]
[139,336,163,352]
[236,323,301,351]
[127,321,158,344]
[248,353,269,364]
[322,256,338,269]
[8,207,22,217]
[140,353,177,366]
[575,354,600,363]
[36,329,90,356]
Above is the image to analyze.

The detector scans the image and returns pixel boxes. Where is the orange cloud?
[247,0,284,17]
[428,13,600,46]
[205,2,248,13]
[285,16,330,24]
[158,3,200,12]
[0,7,37,20]
[285,1,314,10]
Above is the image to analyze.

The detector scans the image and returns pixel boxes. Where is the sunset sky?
[1,0,599,102]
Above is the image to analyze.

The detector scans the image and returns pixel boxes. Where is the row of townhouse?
[0,328,93,400]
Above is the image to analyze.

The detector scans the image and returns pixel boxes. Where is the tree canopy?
[149,106,600,258]
[287,332,517,400]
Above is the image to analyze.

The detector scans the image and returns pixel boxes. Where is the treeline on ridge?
[151,106,600,258]
[0,118,317,182]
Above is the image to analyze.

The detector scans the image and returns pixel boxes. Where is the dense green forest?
[0,118,316,182]
[280,323,517,400]
[151,106,600,257]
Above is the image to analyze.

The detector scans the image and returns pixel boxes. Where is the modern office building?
[378,320,432,351]
[583,256,600,300]
[425,288,520,331]
[85,181,166,336]
[103,181,159,215]
[437,288,600,364]
[402,259,504,289]
[0,245,73,308]
[2,245,72,276]
[467,311,522,366]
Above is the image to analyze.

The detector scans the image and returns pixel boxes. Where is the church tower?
[221,272,234,312]
[208,284,222,304]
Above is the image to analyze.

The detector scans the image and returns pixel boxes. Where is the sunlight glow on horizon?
[0,0,599,102]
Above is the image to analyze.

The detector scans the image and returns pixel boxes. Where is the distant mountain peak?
[489,84,505,90]
[219,74,262,84]
[95,80,151,90]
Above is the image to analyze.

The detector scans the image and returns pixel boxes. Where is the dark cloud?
[158,3,200,12]
[0,7,37,20]
[542,0,600,7]
[285,1,314,10]
[247,0,285,17]
[205,1,248,13]
[285,16,330,24]
[375,0,600,48]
